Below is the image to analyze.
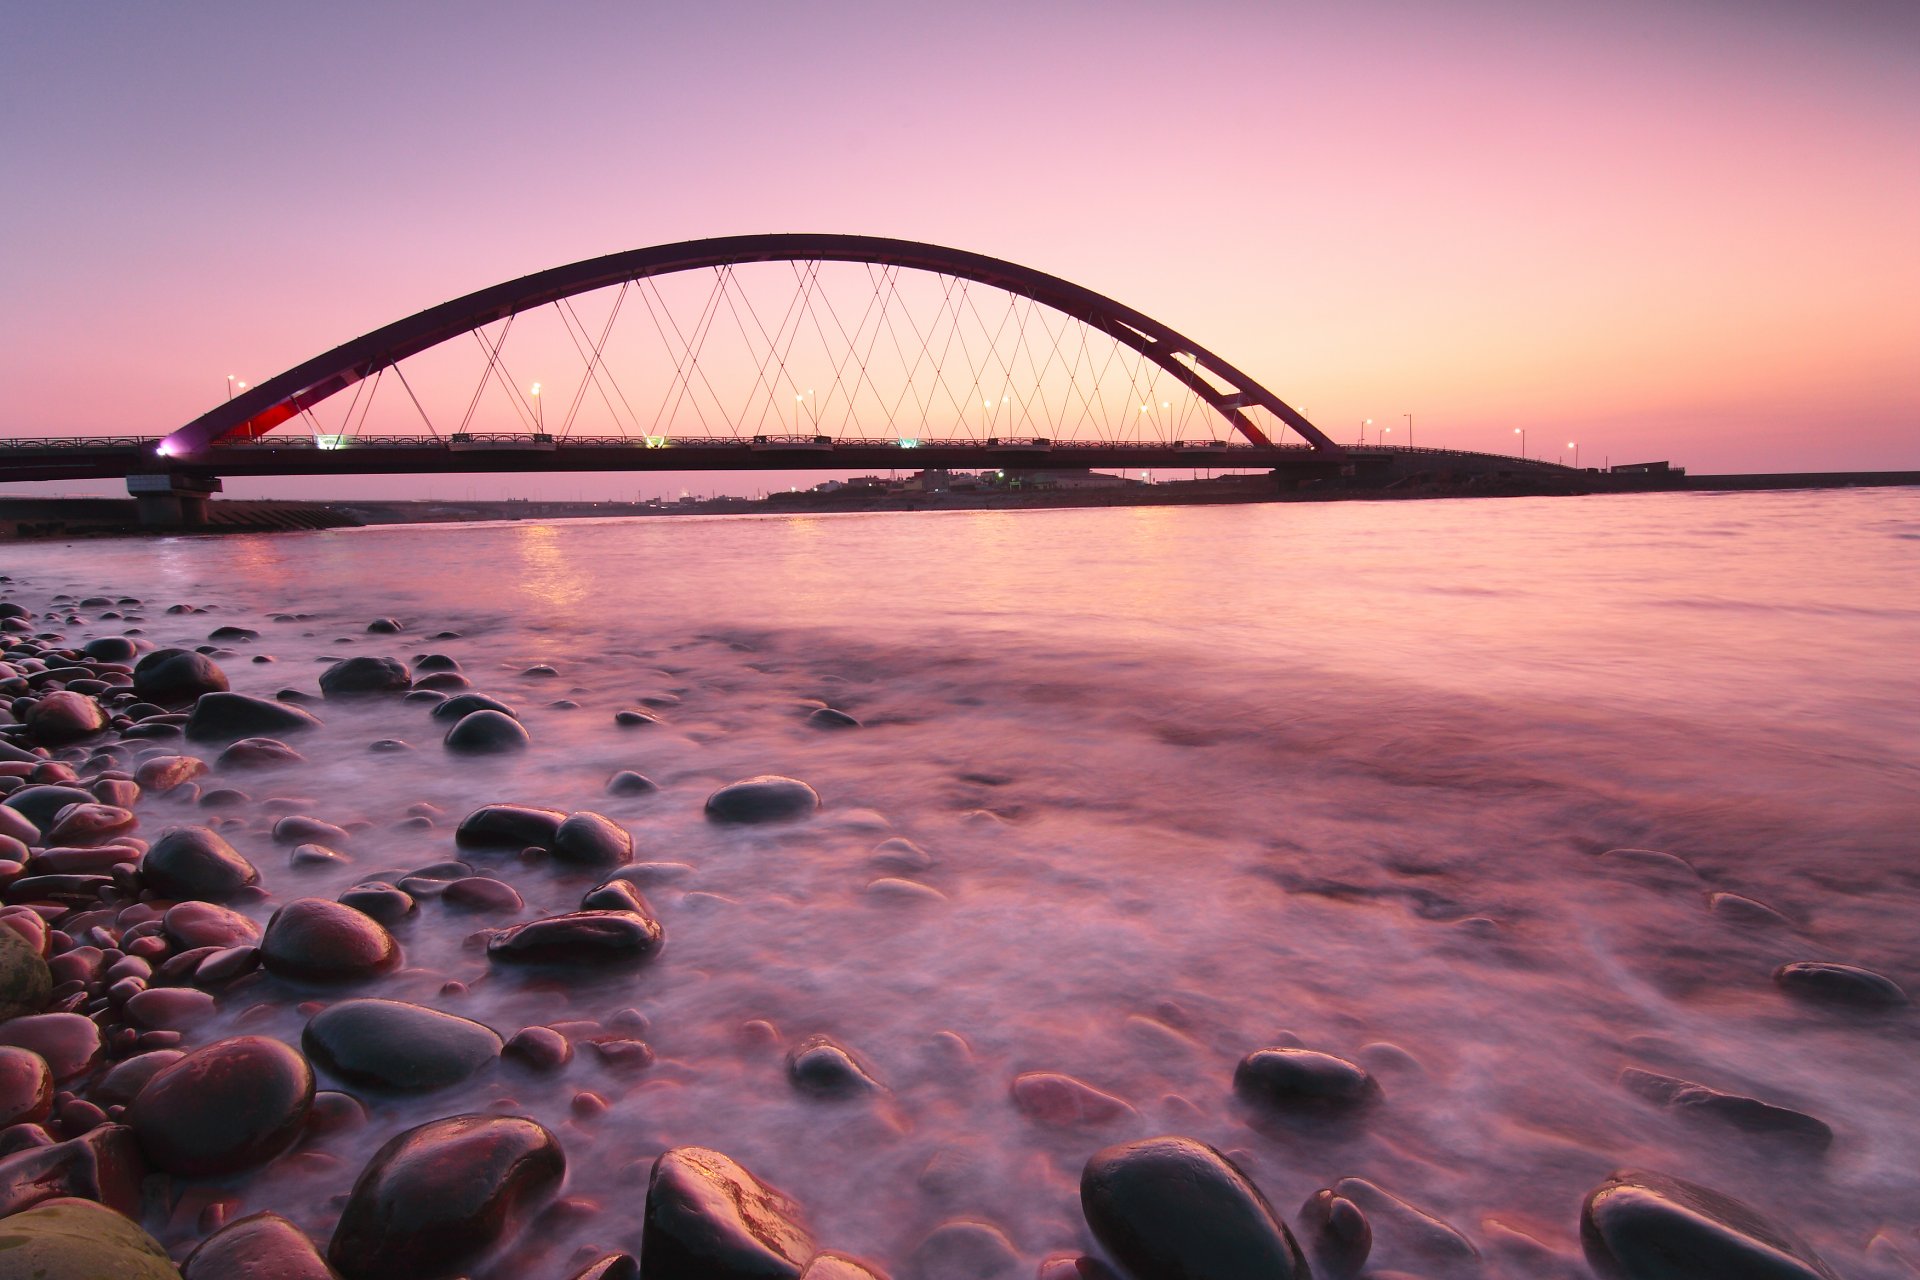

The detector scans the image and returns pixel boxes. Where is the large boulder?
[319,656,412,699]
[1080,1136,1309,1280]
[186,692,323,744]
[1581,1169,1839,1280]
[1233,1048,1379,1109]
[259,899,399,983]
[133,648,230,702]
[641,1146,814,1279]
[327,1114,564,1280]
[0,1197,181,1279]
[303,999,502,1093]
[183,1211,338,1280]
[128,1036,313,1176]
[142,826,261,900]
[455,803,566,851]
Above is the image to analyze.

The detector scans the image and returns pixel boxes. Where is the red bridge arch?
[161,233,1337,456]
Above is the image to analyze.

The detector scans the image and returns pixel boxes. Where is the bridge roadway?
[0,434,1398,485]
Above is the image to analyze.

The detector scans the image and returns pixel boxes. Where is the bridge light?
[898,438,919,449]
[530,383,541,396]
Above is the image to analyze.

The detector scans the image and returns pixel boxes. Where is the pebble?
[605,770,658,795]
[303,998,503,1092]
[445,710,532,754]
[456,804,566,851]
[1620,1068,1833,1148]
[1009,1072,1135,1127]
[807,706,861,729]
[909,1221,1022,1280]
[185,692,324,744]
[216,736,307,769]
[92,1050,184,1105]
[259,898,400,982]
[129,1036,313,1176]
[182,1210,335,1280]
[1773,960,1908,1008]
[429,693,518,723]
[327,1114,566,1280]
[162,900,262,949]
[705,775,821,824]
[319,656,413,698]
[787,1034,882,1097]
[142,826,261,899]
[1299,1188,1373,1277]
[443,876,524,912]
[641,1146,815,1279]
[0,1014,101,1082]
[1233,1048,1380,1108]
[551,811,634,866]
[338,882,416,925]
[25,691,109,745]
[1080,1136,1309,1280]
[503,1026,574,1072]
[486,910,663,967]
[124,988,217,1030]
[1580,1168,1838,1280]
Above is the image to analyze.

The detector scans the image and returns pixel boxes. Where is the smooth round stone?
[551,811,633,866]
[455,804,566,851]
[183,1210,334,1280]
[413,671,469,692]
[1773,961,1908,1008]
[129,1036,313,1176]
[0,925,51,1021]
[142,826,260,900]
[486,911,663,967]
[1234,1048,1380,1108]
[273,815,351,846]
[327,1114,565,1280]
[1299,1188,1373,1278]
[704,776,820,824]
[605,770,658,796]
[0,1197,181,1280]
[291,842,351,868]
[0,1015,101,1082]
[502,1026,573,1072]
[366,617,404,634]
[909,1220,1022,1280]
[806,706,860,729]
[132,754,208,794]
[429,693,518,724]
[641,1147,814,1280]
[1081,1136,1309,1280]
[580,878,654,914]
[133,648,231,702]
[338,882,416,925]
[414,654,460,673]
[162,900,262,950]
[319,656,413,698]
[443,876,523,913]
[0,1045,53,1126]
[92,1050,184,1106]
[259,899,400,983]
[444,710,531,755]
[216,737,307,769]
[124,988,217,1030]
[613,708,660,728]
[1708,892,1793,927]
[45,800,133,844]
[303,999,502,1093]
[787,1035,881,1097]
[1581,1169,1839,1280]
[1010,1072,1135,1127]
[185,693,323,744]
[26,692,108,745]
[4,784,94,833]
[80,636,141,663]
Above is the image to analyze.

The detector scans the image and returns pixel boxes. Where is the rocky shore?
[0,580,1894,1278]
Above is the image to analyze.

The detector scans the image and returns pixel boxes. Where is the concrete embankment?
[0,497,360,540]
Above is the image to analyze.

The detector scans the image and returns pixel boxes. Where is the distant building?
[1611,460,1686,476]
[1011,468,1135,491]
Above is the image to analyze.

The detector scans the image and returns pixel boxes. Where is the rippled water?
[10,487,1919,1278]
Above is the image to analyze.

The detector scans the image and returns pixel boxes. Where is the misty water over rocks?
[1,488,1916,1278]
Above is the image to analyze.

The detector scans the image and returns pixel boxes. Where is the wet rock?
[216,737,307,769]
[807,707,860,729]
[208,626,258,642]
[124,988,217,1030]
[908,1221,1022,1280]
[415,654,460,673]
[870,838,933,874]
[443,876,524,913]
[4,784,94,832]
[0,1124,145,1217]
[338,882,415,925]
[552,811,634,866]
[1330,1177,1477,1267]
[456,804,566,851]
[1234,1047,1379,1109]
[606,770,658,796]
[803,1254,890,1280]
[1773,960,1908,1008]
[259,899,400,983]
[1299,1188,1372,1277]
[414,671,470,692]
[0,1196,180,1279]
[303,998,502,1092]
[1580,1168,1838,1280]
[1009,1072,1135,1127]
[93,1050,184,1106]
[444,710,531,754]
[186,692,322,744]
[45,801,134,844]
[25,692,107,746]
[320,656,412,698]
[641,1146,814,1280]
[429,693,518,723]
[0,1015,101,1082]
[163,900,262,949]
[182,1210,337,1280]
[787,1034,881,1097]
[0,1046,52,1126]
[705,775,820,824]
[292,842,351,869]
[580,878,653,914]
[1707,892,1793,927]
[613,709,660,728]
[0,925,52,1021]
[272,814,351,847]
[864,877,945,904]
[133,754,208,794]
[1620,1068,1833,1148]
[143,826,260,900]
[80,636,142,663]
[327,1114,565,1280]
[502,1026,573,1072]
[486,911,663,967]
[129,1036,313,1176]
[366,617,404,634]
[1080,1136,1309,1280]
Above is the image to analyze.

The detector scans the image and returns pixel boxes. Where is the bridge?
[0,233,1570,522]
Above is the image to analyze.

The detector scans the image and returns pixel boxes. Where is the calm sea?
[9,487,1918,1277]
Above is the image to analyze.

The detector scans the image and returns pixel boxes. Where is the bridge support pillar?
[127,472,222,529]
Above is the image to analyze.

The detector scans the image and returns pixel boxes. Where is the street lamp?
[1513,426,1526,458]
[1404,412,1413,448]
[1568,441,1579,469]
[226,375,247,401]
[530,382,543,434]
[1360,417,1372,444]
[1382,425,1392,446]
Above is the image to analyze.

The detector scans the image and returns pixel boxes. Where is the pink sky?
[1,0,1914,499]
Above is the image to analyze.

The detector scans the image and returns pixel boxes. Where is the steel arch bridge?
[161,233,1338,459]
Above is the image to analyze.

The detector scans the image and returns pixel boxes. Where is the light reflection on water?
[8,487,1918,1278]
